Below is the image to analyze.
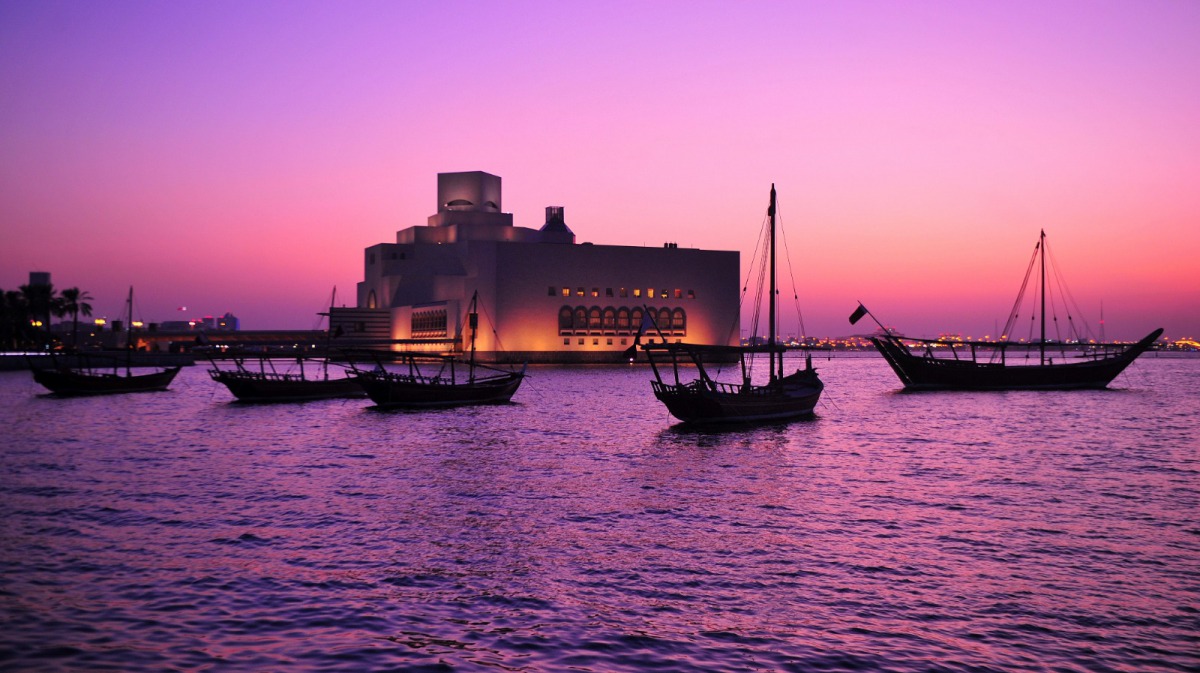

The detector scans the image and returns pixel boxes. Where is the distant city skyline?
[3,1,1197,340]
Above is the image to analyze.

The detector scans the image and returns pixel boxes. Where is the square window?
[621,338,627,345]
[592,287,599,297]
[564,338,570,345]
[548,286,556,297]
[647,289,655,298]
[674,289,682,298]
[605,288,614,297]
[576,287,584,297]
[661,289,667,298]
[593,338,599,346]
[562,287,570,297]
[606,338,613,345]
[578,338,584,345]
[687,290,695,299]
[620,287,628,298]
[633,288,641,298]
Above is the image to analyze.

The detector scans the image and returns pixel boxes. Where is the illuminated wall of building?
[488,243,738,360]
[345,171,739,363]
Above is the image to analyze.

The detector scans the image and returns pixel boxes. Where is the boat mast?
[768,184,779,382]
[125,286,134,377]
[1039,229,1046,366]
[467,290,479,384]
[323,286,336,380]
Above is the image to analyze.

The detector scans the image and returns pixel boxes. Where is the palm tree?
[60,287,94,350]
[0,289,28,350]
[19,283,56,349]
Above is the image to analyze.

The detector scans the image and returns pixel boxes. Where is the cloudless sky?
[2,0,1197,340]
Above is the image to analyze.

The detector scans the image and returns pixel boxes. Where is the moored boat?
[208,356,365,402]
[352,291,526,408]
[29,287,181,396]
[32,357,180,396]
[853,230,1162,390]
[640,184,823,424]
[865,327,1161,390]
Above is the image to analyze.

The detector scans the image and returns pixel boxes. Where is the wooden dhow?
[853,230,1162,391]
[30,287,181,396]
[352,291,525,408]
[640,184,823,424]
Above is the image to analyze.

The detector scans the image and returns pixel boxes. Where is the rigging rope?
[1002,241,1040,341]
[1045,240,1096,343]
[775,206,808,340]
[1002,232,1108,362]
[730,211,770,344]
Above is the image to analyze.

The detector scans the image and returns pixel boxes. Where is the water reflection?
[1,358,1196,673]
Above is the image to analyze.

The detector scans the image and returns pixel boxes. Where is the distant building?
[157,312,237,332]
[27,271,53,328]
[331,171,740,363]
[159,321,194,331]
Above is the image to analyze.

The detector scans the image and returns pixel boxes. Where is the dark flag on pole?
[849,303,869,325]
[622,310,649,359]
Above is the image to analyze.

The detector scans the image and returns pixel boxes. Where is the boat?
[208,355,365,402]
[207,289,366,402]
[30,287,182,396]
[853,230,1163,390]
[639,184,824,424]
[352,291,526,408]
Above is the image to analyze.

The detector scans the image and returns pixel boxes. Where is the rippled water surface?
[2,355,1198,672]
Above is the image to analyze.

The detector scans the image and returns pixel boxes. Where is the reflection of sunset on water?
[2,358,1196,670]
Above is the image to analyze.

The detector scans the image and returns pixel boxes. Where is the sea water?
[1,355,1197,672]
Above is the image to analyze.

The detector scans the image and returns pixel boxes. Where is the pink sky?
[2,1,1197,340]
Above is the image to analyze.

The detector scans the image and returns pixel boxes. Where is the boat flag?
[623,309,658,359]
[849,303,870,325]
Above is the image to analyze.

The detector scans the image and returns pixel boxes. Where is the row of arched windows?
[558,306,686,336]
[411,309,447,338]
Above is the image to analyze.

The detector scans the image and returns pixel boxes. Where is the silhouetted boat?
[30,287,181,396]
[353,291,525,408]
[640,184,823,424]
[853,230,1162,390]
[208,356,365,402]
[207,289,366,402]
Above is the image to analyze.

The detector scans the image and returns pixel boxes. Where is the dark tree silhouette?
[60,287,94,350]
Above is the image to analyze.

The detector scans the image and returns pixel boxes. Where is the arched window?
[588,307,602,332]
[616,307,631,334]
[573,306,588,333]
[672,307,687,335]
[602,307,616,333]
[658,307,673,332]
[630,307,644,334]
[367,290,377,309]
[559,306,574,335]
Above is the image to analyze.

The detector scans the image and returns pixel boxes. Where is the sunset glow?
[2,1,1197,340]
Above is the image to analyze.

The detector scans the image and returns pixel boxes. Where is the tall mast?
[125,286,134,376]
[1039,229,1046,366]
[768,184,778,382]
[467,290,479,384]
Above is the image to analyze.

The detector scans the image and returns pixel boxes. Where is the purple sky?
[2,0,1197,340]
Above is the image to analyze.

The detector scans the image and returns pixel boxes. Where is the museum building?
[330,171,740,363]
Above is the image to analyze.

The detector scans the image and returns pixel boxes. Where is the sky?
[2,0,1198,340]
